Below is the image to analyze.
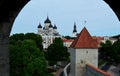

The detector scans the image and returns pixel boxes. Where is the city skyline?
[11,0,120,36]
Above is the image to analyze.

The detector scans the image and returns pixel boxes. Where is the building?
[62,38,74,48]
[37,16,61,49]
[62,27,112,76]
[101,36,117,44]
[72,22,77,37]
[69,27,98,76]
[92,36,118,47]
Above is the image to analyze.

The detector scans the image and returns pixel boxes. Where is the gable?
[70,27,98,49]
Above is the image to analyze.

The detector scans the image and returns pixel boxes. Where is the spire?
[53,24,57,29]
[44,16,51,23]
[73,22,77,33]
[71,27,98,49]
[38,23,42,28]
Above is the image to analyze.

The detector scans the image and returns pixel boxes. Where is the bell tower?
[72,22,77,37]
[69,27,98,76]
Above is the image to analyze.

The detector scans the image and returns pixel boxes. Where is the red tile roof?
[92,36,104,46]
[87,64,112,76]
[62,38,67,42]
[62,38,74,42]
[70,27,98,49]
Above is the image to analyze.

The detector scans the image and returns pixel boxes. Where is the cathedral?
[37,16,61,49]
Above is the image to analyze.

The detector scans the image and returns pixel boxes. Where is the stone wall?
[86,64,112,76]
[75,49,98,76]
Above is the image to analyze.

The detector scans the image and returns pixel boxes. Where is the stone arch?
[104,0,120,21]
[0,0,119,76]
[0,0,30,76]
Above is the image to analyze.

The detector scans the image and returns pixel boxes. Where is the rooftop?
[70,27,98,49]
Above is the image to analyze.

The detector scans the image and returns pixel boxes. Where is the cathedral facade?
[37,16,61,49]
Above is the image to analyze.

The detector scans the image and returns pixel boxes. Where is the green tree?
[63,35,75,39]
[10,39,48,76]
[99,40,120,63]
[46,38,70,65]
[10,33,53,76]
[99,40,112,61]
[10,33,43,50]
[10,33,24,45]
[24,33,43,50]
[111,40,120,63]
[10,33,24,41]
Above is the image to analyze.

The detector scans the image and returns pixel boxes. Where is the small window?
[86,51,88,53]
[81,60,83,63]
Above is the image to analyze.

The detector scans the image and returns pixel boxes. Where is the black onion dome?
[49,23,53,28]
[38,23,42,28]
[44,16,51,23]
[43,27,45,30]
[53,24,57,29]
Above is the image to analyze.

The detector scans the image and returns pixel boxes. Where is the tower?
[73,22,77,37]
[38,23,42,35]
[69,27,98,76]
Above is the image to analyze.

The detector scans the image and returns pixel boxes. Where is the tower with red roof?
[69,27,98,76]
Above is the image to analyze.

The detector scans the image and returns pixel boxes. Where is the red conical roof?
[70,27,98,49]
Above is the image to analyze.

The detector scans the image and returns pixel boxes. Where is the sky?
[11,0,120,36]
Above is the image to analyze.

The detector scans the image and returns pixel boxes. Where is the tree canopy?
[99,40,112,62]
[111,40,120,63]
[10,33,43,50]
[63,35,75,39]
[99,40,120,63]
[9,33,52,76]
[46,38,70,65]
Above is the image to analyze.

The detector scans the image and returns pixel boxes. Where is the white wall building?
[101,36,117,44]
[69,27,98,76]
[37,16,61,49]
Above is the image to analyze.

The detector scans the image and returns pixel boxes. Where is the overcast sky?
[11,0,120,36]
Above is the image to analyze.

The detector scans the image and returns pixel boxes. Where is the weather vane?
[84,20,87,26]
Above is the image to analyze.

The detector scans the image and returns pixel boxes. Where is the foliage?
[98,59,105,67]
[99,40,120,63]
[112,34,120,39]
[111,40,120,63]
[99,40,112,61]
[10,33,43,50]
[46,38,70,65]
[9,33,52,76]
[63,35,75,39]
[24,33,43,50]
[10,33,24,40]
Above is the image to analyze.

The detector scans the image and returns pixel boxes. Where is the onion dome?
[49,23,53,28]
[53,24,57,29]
[43,27,45,30]
[44,16,51,23]
[38,23,42,28]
